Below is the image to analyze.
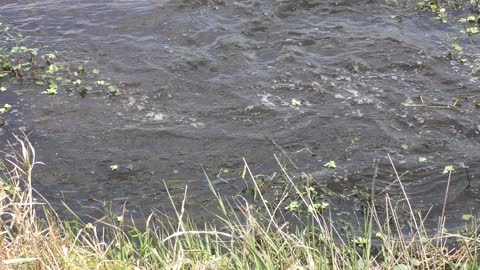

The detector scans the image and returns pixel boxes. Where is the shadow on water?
[0,0,480,226]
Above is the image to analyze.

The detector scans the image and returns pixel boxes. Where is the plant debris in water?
[394,0,480,76]
[0,21,119,97]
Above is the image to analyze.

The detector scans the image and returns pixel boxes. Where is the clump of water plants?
[390,1,480,110]
[392,1,480,64]
[0,20,119,97]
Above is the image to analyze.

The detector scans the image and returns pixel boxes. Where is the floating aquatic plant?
[443,165,454,174]
[291,98,301,106]
[324,160,337,168]
[0,20,119,98]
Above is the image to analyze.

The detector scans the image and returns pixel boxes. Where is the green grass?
[0,135,479,269]
[1,4,480,268]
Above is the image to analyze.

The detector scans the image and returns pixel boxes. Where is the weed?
[0,135,479,269]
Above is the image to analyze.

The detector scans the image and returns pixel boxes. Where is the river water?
[1,0,479,223]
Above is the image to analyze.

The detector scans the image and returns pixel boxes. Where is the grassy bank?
[0,135,478,269]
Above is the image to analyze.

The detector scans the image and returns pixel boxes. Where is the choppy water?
[1,0,479,222]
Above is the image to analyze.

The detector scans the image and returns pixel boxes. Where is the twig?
[387,154,419,231]
[465,167,471,190]
[401,103,452,109]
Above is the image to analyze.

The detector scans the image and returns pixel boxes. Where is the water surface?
[1,0,479,222]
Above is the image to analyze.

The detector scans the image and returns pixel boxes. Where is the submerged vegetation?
[0,135,479,269]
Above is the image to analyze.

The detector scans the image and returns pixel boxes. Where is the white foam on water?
[146,112,166,121]
[258,93,276,108]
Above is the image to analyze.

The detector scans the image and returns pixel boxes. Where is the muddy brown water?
[0,0,480,224]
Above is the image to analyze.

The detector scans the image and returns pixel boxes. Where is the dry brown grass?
[0,135,479,269]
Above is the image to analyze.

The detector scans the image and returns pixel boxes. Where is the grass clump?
[0,135,479,269]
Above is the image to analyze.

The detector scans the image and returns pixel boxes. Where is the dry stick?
[13,133,39,227]
[387,154,436,264]
[371,196,397,266]
[272,139,299,170]
[273,154,309,214]
[440,171,452,221]
[2,258,39,265]
[437,171,453,251]
[161,230,234,244]
[386,194,407,265]
[467,93,480,99]
[266,186,290,233]
[162,181,185,261]
[243,158,293,248]
[387,154,430,264]
[364,159,379,268]
[242,158,274,224]
[401,103,452,109]
[387,154,419,231]
[377,170,409,195]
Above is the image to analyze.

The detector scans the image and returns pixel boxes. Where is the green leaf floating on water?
[96,80,106,86]
[47,64,59,74]
[353,237,368,246]
[443,165,454,174]
[110,165,119,171]
[85,223,95,230]
[73,79,82,86]
[308,202,329,213]
[92,68,99,74]
[467,15,477,23]
[452,44,463,52]
[466,27,479,35]
[400,144,408,150]
[45,81,58,95]
[324,160,336,168]
[43,53,56,60]
[285,201,300,212]
[419,157,427,163]
[0,72,9,78]
[108,85,118,94]
[0,86,6,92]
[462,214,474,221]
[291,98,302,106]
[3,104,12,110]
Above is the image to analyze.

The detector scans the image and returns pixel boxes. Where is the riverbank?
[0,136,478,269]
[2,2,480,268]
